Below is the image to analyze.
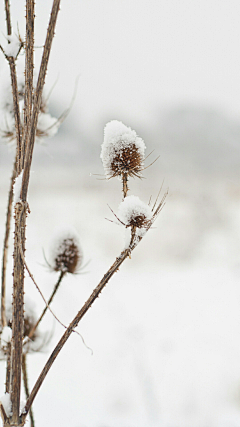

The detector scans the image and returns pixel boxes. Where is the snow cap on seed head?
[49,227,83,274]
[118,195,153,229]
[101,120,146,179]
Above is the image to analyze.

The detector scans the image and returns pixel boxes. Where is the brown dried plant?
[0,2,167,427]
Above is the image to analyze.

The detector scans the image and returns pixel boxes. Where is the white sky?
[1,0,240,133]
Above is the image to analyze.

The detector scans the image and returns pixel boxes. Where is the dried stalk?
[22,0,35,169]
[122,172,129,199]
[21,0,61,202]
[4,0,11,36]
[1,157,17,328]
[5,343,11,394]
[21,247,132,421]
[22,354,35,427]
[28,271,65,340]
[8,1,61,423]
[10,201,27,425]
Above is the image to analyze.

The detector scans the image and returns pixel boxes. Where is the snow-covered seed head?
[0,72,59,144]
[101,120,146,179]
[50,228,83,274]
[118,195,153,229]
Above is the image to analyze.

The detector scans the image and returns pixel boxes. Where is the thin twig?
[19,243,91,351]
[122,172,128,199]
[21,247,130,421]
[5,343,11,394]
[28,271,65,340]
[22,354,35,427]
[4,0,12,36]
[1,156,17,328]
[22,0,35,170]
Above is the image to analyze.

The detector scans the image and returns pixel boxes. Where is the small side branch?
[28,271,65,340]
[1,157,17,328]
[21,248,130,421]
[22,354,35,427]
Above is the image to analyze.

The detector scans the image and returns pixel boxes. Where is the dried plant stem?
[4,0,11,36]
[1,157,17,327]
[5,343,11,394]
[22,0,35,169]
[122,172,128,199]
[22,354,35,427]
[21,0,61,201]
[21,247,132,421]
[10,201,27,425]
[28,271,65,340]
[8,58,22,174]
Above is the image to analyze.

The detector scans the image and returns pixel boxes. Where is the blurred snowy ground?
[1,144,240,427]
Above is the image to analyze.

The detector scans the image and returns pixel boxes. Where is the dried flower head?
[118,195,153,229]
[0,301,48,357]
[0,69,59,144]
[49,228,83,274]
[101,120,146,179]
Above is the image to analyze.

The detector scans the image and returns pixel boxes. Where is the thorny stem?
[10,201,27,425]
[8,59,22,174]
[21,0,61,201]
[122,172,128,199]
[1,157,17,328]
[21,247,133,421]
[22,0,35,169]
[28,271,65,340]
[22,354,35,427]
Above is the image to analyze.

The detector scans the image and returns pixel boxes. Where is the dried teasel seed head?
[49,228,83,274]
[2,300,48,355]
[118,195,153,229]
[0,67,59,144]
[101,120,146,179]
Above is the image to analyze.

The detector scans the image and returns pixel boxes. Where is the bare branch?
[22,0,35,169]
[10,201,27,425]
[28,271,65,340]
[22,354,35,427]
[1,157,17,328]
[21,0,61,201]
[4,0,12,36]
[21,248,131,420]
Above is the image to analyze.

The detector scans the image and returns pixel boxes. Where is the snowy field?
[1,162,240,427]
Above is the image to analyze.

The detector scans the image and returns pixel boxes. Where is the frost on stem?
[49,227,83,274]
[0,67,59,144]
[100,120,146,179]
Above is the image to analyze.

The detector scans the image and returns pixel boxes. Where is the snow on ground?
[0,165,240,427]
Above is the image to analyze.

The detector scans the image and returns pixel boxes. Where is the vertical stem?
[4,0,12,36]
[22,354,35,427]
[10,202,27,425]
[1,157,17,328]
[122,172,128,199]
[22,0,35,169]
[28,271,65,340]
[8,58,22,174]
[5,343,11,394]
[21,0,61,202]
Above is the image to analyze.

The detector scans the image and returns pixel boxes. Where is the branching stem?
[1,157,17,328]
[28,271,65,340]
